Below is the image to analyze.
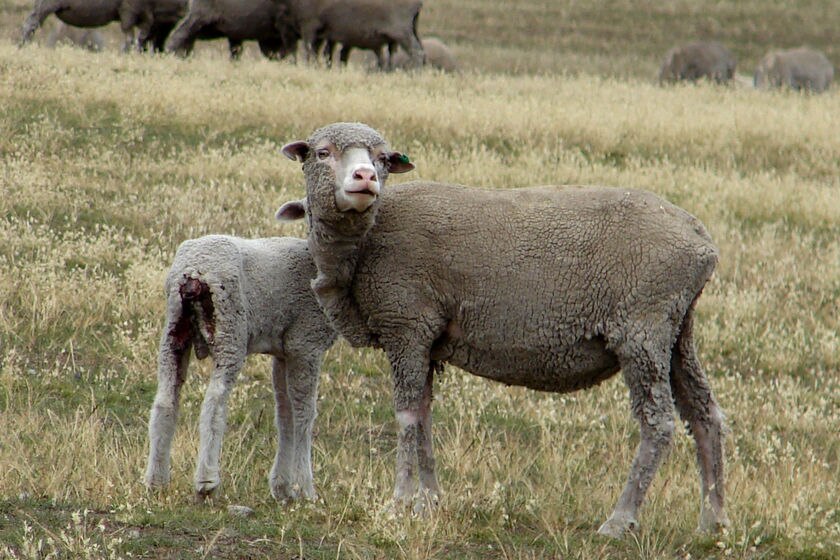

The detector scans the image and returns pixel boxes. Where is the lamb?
[46,21,105,51]
[754,47,834,92]
[391,37,458,73]
[658,40,736,84]
[144,235,336,502]
[20,0,186,52]
[276,122,729,538]
[164,0,299,60]
[283,0,424,69]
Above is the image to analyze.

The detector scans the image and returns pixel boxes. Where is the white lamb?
[144,234,336,502]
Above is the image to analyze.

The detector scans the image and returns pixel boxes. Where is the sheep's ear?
[386,151,415,174]
[282,141,310,162]
[276,199,307,221]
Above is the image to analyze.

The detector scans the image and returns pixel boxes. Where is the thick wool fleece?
[294,122,728,537]
[145,235,336,501]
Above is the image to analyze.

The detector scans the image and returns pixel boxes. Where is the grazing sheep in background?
[659,40,736,84]
[754,47,834,92]
[144,235,336,502]
[20,0,186,51]
[276,122,729,538]
[46,21,105,51]
[164,0,298,60]
[284,0,424,69]
[391,37,458,72]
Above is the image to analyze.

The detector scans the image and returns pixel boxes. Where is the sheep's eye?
[316,149,331,160]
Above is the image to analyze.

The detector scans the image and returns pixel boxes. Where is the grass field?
[1,1,839,558]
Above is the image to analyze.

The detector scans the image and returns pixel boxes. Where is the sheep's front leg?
[145,328,192,488]
[194,356,244,500]
[598,340,674,538]
[20,0,61,45]
[389,346,439,513]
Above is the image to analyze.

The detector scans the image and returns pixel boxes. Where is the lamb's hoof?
[143,471,170,490]
[271,481,317,504]
[597,514,640,539]
[412,490,440,517]
[698,510,730,534]
[194,484,218,504]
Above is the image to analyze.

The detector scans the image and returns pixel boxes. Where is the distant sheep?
[46,22,104,52]
[164,0,298,60]
[20,0,186,51]
[754,47,834,92]
[277,122,729,538]
[144,235,336,502]
[659,40,736,84]
[285,0,424,69]
[391,37,458,72]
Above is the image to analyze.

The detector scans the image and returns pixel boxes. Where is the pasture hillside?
[1,3,839,560]
[1,0,839,77]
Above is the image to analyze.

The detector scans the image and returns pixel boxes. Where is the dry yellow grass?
[0,37,838,559]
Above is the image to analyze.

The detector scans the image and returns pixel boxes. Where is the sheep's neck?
[308,216,377,347]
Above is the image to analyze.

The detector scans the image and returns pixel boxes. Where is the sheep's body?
[754,47,833,92]
[144,235,336,501]
[164,0,298,60]
[391,37,457,72]
[285,0,423,69]
[20,0,185,51]
[279,122,729,538]
[46,21,105,51]
[659,40,736,84]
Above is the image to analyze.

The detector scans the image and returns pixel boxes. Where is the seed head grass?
[1,9,839,559]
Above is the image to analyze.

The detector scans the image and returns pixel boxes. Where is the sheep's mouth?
[344,185,379,197]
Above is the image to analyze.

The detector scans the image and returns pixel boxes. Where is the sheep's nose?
[353,168,376,182]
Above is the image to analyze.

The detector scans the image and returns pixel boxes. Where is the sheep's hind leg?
[145,320,192,488]
[193,354,244,501]
[670,309,729,533]
[598,337,675,538]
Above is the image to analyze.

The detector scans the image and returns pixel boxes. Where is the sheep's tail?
[178,276,215,359]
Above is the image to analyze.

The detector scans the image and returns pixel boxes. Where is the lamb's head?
[281,123,414,217]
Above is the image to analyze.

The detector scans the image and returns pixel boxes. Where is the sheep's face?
[282,123,414,214]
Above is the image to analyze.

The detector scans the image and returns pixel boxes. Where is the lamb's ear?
[276,199,307,221]
[386,151,415,174]
[282,141,310,162]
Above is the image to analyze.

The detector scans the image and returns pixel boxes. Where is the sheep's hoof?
[597,514,640,539]
[143,471,170,490]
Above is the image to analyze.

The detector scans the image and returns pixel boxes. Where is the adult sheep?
[391,37,458,72]
[284,0,424,69]
[276,122,729,538]
[144,235,336,502]
[659,40,736,84]
[164,0,298,60]
[20,0,186,51]
[754,47,834,92]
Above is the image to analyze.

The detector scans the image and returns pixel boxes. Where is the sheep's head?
[281,123,414,215]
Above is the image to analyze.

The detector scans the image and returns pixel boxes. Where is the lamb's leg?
[598,339,675,538]
[273,353,321,501]
[20,0,61,45]
[145,319,192,488]
[670,310,729,533]
[268,357,297,500]
[193,354,244,500]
